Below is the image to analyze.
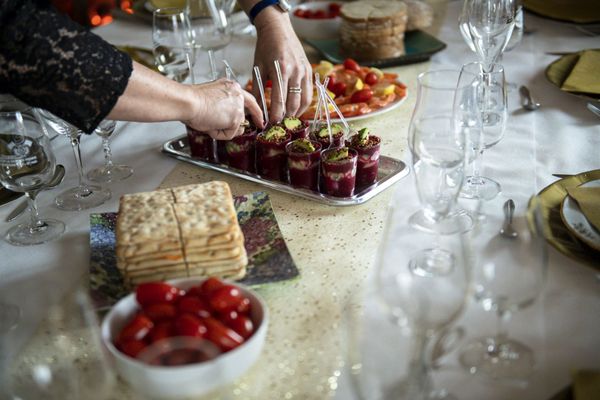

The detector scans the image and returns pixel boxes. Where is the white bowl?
[101,278,268,399]
[290,1,342,40]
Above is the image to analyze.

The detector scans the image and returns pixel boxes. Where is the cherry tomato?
[265,80,273,88]
[118,313,154,342]
[119,339,147,358]
[199,277,225,297]
[208,285,245,313]
[221,312,254,340]
[365,72,378,85]
[144,302,177,322]
[234,297,251,314]
[331,82,347,97]
[329,3,341,15]
[204,317,244,352]
[313,9,326,19]
[149,321,175,343]
[343,58,361,73]
[326,74,336,90]
[293,9,304,18]
[178,296,211,318]
[136,282,180,306]
[350,88,373,103]
[175,314,208,338]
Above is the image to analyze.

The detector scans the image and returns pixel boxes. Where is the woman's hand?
[253,10,312,123]
[185,79,264,140]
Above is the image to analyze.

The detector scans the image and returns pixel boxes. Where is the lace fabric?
[0,0,132,133]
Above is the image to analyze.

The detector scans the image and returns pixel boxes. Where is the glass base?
[460,176,501,200]
[409,210,473,235]
[87,164,133,183]
[5,219,65,246]
[459,337,535,380]
[55,185,111,211]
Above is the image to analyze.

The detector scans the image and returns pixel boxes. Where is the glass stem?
[208,49,217,81]
[102,138,114,168]
[470,147,485,186]
[70,136,91,194]
[408,332,433,399]
[25,190,44,230]
[496,308,510,342]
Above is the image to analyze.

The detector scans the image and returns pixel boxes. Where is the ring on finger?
[288,86,302,94]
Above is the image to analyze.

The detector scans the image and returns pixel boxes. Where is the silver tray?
[161,135,409,206]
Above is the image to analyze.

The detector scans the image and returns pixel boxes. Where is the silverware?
[5,164,66,222]
[587,102,600,118]
[500,199,518,238]
[519,85,540,111]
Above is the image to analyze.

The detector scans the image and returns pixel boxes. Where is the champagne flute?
[87,120,133,183]
[39,110,111,211]
[0,104,65,245]
[458,62,508,201]
[459,199,547,380]
[153,7,196,83]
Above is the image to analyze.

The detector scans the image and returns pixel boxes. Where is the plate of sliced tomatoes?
[246,58,408,122]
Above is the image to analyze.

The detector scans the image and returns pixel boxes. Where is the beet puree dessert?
[282,117,309,140]
[187,126,216,162]
[321,147,358,197]
[310,123,345,149]
[256,126,292,182]
[225,123,257,172]
[286,138,322,191]
[216,140,228,164]
[347,127,381,187]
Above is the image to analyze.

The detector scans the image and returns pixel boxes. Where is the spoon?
[587,102,600,118]
[5,164,66,222]
[519,85,540,111]
[500,199,518,238]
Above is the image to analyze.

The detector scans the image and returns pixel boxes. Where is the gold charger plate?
[545,50,600,103]
[524,0,600,24]
[533,170,600,269]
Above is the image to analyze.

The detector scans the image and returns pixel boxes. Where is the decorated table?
[0,1,599,399]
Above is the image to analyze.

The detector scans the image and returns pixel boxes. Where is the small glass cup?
[286,139,322,191]
[321,147,358,197]
[225,126,257,172]
[256,131,292,182]
[346,133,381,188]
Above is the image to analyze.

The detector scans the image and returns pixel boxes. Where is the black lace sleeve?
[0,0,133,133]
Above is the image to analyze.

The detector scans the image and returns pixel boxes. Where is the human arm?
[237,0,312,123]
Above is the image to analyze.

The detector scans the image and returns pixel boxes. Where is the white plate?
[560,179,600,251]
[337,90,408,123]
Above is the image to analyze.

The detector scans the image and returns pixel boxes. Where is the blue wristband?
[249,0,280,25]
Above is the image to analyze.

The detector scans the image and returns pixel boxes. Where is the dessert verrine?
[256,126,292,182]
[347,127,381,187]
[321,147,358,197]
[226,122,258,173]
[286,138,322,191]
[282,116,310,140]
[216,140,228,164]
[187,126,217,162]
[311,122,345,149]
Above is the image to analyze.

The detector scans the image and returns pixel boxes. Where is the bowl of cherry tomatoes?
[101,277,268,399]
[290,1,342,40]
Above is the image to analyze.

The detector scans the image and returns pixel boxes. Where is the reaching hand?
[185,79,264,140]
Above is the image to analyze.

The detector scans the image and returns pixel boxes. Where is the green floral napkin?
[561,50,600,95]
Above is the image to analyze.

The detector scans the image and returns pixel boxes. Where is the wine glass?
[4,286,116,399]
[459,198,547,381]
[153,7,196,83]
[407,70,473,235]
[458,62,508,201]
[87,120,133,183]
[39,110,111,211]
[0,104,65,245]
[187,0,232,81]
[460,0,517,72]
[371,202,470,400]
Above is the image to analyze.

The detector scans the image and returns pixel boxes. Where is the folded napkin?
[561,50,600,95]
[566,186,600,232]
[573,370,600,400]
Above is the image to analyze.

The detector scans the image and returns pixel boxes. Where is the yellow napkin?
[567,186,600,232]
[573,370,600,400]
[561,50,600,95]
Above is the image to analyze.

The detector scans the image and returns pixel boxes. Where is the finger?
[285,69,303,117]
[242,91,265,129]
[269,66,286,124]
[298,69,313,116]
[206,128,239,140]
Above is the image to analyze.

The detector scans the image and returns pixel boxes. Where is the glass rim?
[461,61,505,75]
[417,69,469,91]
[153,7,187,16]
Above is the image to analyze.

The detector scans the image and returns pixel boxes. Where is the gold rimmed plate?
[545,50,600,103]
[533,170,600,269]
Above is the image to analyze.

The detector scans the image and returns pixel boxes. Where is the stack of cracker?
[339,0,408,61]
[116,181,247,286]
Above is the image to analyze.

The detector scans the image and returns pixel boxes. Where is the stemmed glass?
[187,0,232,81]
[39,110,111,211]
[87,120,133,183]
[152,7,196,83]
[0,104,65,245]
[407,70,473,235]
[371,202,470,400]
[459,199,547,381]
[458,62,508,201]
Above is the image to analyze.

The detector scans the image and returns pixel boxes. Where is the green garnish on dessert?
[291,138,316,153]
[326,147,349,161]
[264,125,287,141]
[283,117,302,130]
[357,127,369,146]
[317,123,344,138]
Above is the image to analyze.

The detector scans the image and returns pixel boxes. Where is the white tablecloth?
[0,1,599,399]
